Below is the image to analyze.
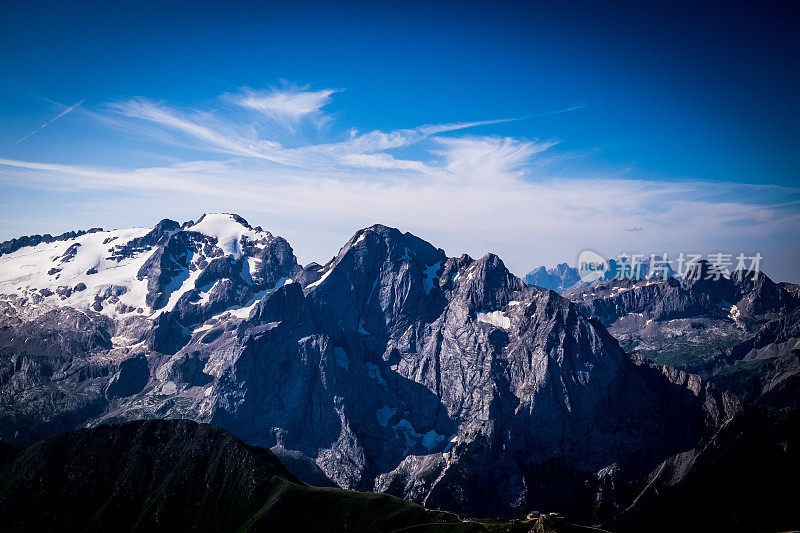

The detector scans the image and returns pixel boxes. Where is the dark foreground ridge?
[0,419,605,533]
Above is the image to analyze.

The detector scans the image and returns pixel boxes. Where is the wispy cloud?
[108,98,288,163]
[432,136,556,183]
[1,86,798,281]
[228,86,339,133]
[521,101,588,120]
[13,99,85,145]
[106,91,514,171]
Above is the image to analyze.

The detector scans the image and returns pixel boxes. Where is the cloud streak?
[13,99,85,145]
[106,90,515,171]
[229,86,339,133]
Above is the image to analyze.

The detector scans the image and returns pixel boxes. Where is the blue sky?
[1,1,798,280]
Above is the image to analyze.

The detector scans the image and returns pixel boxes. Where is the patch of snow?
[421,430,445,450]
[365,362,387,385]
[477,310,511,329]
[306,265,333,289]
[443,434,458,453]
[422,261,441,294]
[197,280,220,306]
[0,227,154,318]
[366,275,380,304]
[189,213,264,259]
[227,277,293,318]
[354,231,368,245]
[242,257,260,284]
[393,419,423,448]
[377,405,396,427]
[193,323,215,333]
[160,261,203,313]
[333,347,350,370]
[560,375,572,413]
[110,335,140,347]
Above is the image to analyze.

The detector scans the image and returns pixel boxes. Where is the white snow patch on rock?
[421,430,445,450]
[306,266,333,289]
[365,362,387,385]
[477,310,511,329]
[377,405,396,427]
[227,277,293,318]
[160,264,203,313]
[189,214,260,259]
[422,261,441,294]
[333,347,350,370]
[0,227,153,318]
[354,231,368,245]
[393,419,423,448]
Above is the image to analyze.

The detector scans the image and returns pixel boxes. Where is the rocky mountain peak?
[300,224,447,337]
[454,252,524,312]
[682,260,735,301]
[525,262,581,292]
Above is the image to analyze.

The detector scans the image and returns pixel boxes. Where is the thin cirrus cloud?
[228,86,339,132]
[13,98,86,145]
[1,85,799,280]
[107,98,287,163]
[107,90,514,171]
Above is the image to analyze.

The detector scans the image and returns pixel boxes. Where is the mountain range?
[0,213,797,530]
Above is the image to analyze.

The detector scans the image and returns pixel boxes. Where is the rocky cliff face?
[563,262,799,370]
[566,261,797,328]
[0,215,733,520]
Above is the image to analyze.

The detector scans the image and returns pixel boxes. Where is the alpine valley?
[0,214,797,532]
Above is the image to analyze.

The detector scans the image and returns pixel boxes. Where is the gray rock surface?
[563,263,799,370]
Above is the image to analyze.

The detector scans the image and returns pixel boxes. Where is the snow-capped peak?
[188,213,269,259]
[0,214,293,322]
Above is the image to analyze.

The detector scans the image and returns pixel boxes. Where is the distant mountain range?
[524,257,676,294]
[0,214,797,531]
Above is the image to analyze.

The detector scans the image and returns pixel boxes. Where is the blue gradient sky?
[1,1,798,280]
